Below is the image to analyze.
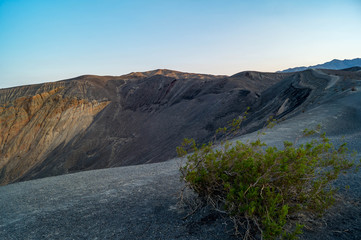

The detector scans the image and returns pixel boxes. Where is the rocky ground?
[0,158,238,240]
[0,154,360,239]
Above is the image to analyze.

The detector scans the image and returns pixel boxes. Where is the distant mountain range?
[280,58,361,72]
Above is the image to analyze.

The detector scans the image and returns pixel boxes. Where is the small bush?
[177,121,359,239]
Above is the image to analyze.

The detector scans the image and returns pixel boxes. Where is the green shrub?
[177,121,359,239]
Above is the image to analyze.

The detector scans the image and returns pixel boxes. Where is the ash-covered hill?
[1,67,361,239]
[0,69,290,185]
[1,68,360,185]
[1,66,361,239]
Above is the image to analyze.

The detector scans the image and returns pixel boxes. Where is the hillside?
[1,68,361,239]
[1,66,361,239]
[0,70,291,185]
[1,68,361,185]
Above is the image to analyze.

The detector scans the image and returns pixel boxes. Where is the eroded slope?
[2,68,359,185]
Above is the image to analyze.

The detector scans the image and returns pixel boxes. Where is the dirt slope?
[1,68,360,185]
[0,70,290,185]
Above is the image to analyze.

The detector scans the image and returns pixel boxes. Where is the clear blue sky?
[1,0,360,89]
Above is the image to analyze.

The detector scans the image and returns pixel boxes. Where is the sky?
[0,0,361,89]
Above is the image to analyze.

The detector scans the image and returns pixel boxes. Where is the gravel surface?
[0,159,236,240]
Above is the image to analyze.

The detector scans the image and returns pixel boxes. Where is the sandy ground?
[0,157,239,240]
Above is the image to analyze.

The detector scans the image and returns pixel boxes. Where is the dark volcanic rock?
[1,68,360,185]
[1,68,361,240]
[1,69,290,184]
